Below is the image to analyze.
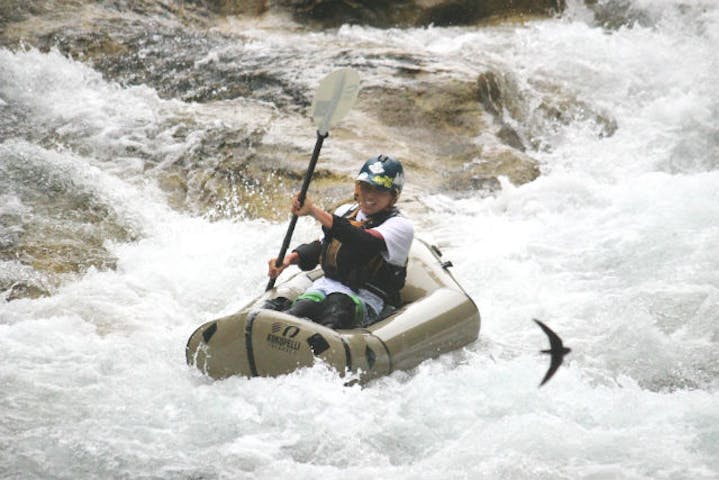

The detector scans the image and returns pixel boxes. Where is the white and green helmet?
[356,154,405,194]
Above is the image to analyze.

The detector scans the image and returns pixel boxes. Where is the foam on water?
[2,1,719,478]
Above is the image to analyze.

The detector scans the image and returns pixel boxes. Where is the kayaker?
[265,154,414,329]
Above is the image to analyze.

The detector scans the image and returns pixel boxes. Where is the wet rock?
[476,71,504,117]
[0,0,75,26]
[2,282,51,301]
[186,151,353,221]
[275,0,565,28]
[94,32,299,105]
[0,153,136,301]
[1,0,564,30]
[535,95,618,139]
[1,1,294,105]
[516,80,618,151]
[360,80,489,171]
[359,76,541,193]
[475,145,540,185]
[1,0,600,204]
[199,0,269,15]
[11,22,308,107]
[497,124,525,151]
[476,71,617,151]
[188,154,295,220]
[476,71,527,123]
[476,71,527,150]
[444,145,540,194]
[141,120,354,220]
[583,0,653,29]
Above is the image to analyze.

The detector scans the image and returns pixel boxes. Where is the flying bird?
[534,319,571,387]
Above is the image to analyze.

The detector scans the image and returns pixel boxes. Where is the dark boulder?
[274,0,565,28]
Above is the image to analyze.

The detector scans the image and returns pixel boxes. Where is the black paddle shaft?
[266,130,328,291]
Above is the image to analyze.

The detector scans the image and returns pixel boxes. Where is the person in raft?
[265,154,414,329]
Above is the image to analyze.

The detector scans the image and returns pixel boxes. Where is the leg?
[286,290,325,320]
[315,293,364,329]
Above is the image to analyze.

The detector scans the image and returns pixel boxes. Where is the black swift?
[534,319,571,387]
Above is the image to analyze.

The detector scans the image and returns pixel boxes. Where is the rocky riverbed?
[1,0,619,299]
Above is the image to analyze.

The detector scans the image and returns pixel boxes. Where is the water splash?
[1,1,719,478]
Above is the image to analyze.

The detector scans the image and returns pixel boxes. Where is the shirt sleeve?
[371,216,414,266]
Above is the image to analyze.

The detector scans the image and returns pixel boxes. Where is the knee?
[318,293,362,329]
[287,298,319,318]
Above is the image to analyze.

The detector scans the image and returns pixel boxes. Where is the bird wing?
[534,319,569,387]
[539,354,562,387]
[534,318,564,351]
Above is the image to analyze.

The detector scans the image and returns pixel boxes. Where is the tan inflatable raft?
[186,239,481,383]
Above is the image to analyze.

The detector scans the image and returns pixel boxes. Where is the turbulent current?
[1,0,718,478]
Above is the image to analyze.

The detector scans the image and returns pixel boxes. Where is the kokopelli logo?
[272,322,300,338]
[266,323,301,353]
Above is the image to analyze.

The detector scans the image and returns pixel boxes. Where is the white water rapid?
[1,0,718,478]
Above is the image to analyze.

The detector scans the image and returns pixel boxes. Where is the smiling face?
[355,181,396,216]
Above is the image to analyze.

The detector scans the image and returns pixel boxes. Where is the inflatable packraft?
[186,240,480,383]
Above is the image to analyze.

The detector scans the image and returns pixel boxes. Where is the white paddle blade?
[311,68,360,135]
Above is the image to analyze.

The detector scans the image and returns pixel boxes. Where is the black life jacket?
[320,205,407,307]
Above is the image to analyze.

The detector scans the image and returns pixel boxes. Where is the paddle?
[266,68,361,291]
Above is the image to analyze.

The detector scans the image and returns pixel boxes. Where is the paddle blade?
[311,68,360,136]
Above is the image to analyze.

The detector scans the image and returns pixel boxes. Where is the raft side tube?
[246,310,393,380]
[338,331,392,382]
[368,287,480,372]
[250,310,347,377]
[186,308,392,380]
[185,311,252,379]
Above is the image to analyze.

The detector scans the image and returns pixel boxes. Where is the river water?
[1,0,718,478]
